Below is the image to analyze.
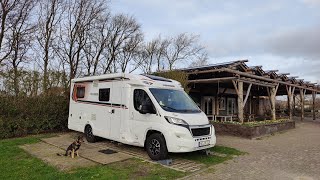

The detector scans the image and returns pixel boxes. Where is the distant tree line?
[0,0,209,96]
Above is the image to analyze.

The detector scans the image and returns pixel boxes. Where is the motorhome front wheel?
[146,133,168,160]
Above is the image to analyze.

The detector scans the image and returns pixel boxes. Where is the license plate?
[198,140,210,147]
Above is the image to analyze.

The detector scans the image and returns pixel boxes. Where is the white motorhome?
[68,73,216,160]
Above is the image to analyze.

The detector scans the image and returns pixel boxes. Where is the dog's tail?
[56,153,67,156]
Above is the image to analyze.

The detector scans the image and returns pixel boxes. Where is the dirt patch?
[20,142,97,171]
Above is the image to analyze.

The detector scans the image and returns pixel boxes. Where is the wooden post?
[249,95,252,115]
[286,85,295,120]
[312,92,316,120]
[293,95,296,116]
[232,80,244,123]
[267,84,278,120]
[270,86,277,120]
[257,95,260,116]
[214,86,220,116]
[300,88,306,121]
[238,81,244,123]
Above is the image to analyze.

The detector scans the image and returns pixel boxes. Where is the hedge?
[0,95,69,139]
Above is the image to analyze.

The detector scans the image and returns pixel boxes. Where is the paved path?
[190,118,320,180]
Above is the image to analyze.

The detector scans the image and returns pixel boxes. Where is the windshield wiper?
[160,105,179,111]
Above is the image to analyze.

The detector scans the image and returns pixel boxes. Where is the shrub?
[0,95,69,139]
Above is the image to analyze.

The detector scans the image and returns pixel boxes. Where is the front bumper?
[165,124,216,153]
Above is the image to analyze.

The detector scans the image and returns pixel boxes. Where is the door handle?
[111,109,115,114]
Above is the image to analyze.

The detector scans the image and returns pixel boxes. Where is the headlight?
[164,116,188,125]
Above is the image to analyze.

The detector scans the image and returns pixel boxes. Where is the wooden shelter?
[180,60,320,123]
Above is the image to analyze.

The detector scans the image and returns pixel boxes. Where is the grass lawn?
[174,145,246,165]
[0,134,245,179]
[0,134,186,180]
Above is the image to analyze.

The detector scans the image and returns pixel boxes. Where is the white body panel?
[68,73,216,153]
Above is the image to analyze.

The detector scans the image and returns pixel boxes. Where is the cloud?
[209,54,320,82]
[265,25,320,60]
[301,0,320,7]
[111,1,320,81]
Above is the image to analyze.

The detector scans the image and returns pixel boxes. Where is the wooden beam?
[187,68,225,75]
[186,67,320,92]
[243,83,252,106]
[188,77,237,83]
[239,77,276,87]
[232,80,239,95]
[209,68,320,92]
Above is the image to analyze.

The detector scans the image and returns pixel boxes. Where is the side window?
[99,88,110,101]
[76,86,85,98]
[134,89,155,114]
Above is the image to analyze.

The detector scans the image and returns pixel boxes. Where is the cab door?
[130,88,158,144]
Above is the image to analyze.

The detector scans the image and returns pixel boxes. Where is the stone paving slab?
[42,134,132,165]
[50,133,207,172]
[92,138,206,172]
[20,142,97,171]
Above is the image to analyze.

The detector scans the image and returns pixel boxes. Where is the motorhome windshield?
[149,88,201,113]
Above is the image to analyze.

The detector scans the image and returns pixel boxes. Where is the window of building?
[99,88,110,101]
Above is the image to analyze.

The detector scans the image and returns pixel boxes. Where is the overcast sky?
[111,0,320,83]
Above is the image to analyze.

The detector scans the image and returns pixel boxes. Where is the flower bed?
[212,119,295,139]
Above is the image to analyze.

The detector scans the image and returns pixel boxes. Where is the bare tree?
[164,33,206,70]
[102,14,141,74]
[117,32,143,73]
[189,51,209,67]
[82,11,111,76]
[36,0,62,93]
[156,38,169,72]
[0,0,20,64]
[136,36,169,74]
[4,0,36,95]
[56,0,106,81]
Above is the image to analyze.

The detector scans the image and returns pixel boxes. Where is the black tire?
[146,133,168,160]
[85,125,96,143]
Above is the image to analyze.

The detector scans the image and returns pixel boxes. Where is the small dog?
[57,136,84,158]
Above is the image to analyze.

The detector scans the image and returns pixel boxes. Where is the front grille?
[191,127,210,137]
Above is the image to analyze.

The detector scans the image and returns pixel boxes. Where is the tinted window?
[134,89,155,113]
[76,87,85,98]
[99,88,110,101]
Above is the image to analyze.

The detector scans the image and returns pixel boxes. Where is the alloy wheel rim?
[149,139,161,156]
